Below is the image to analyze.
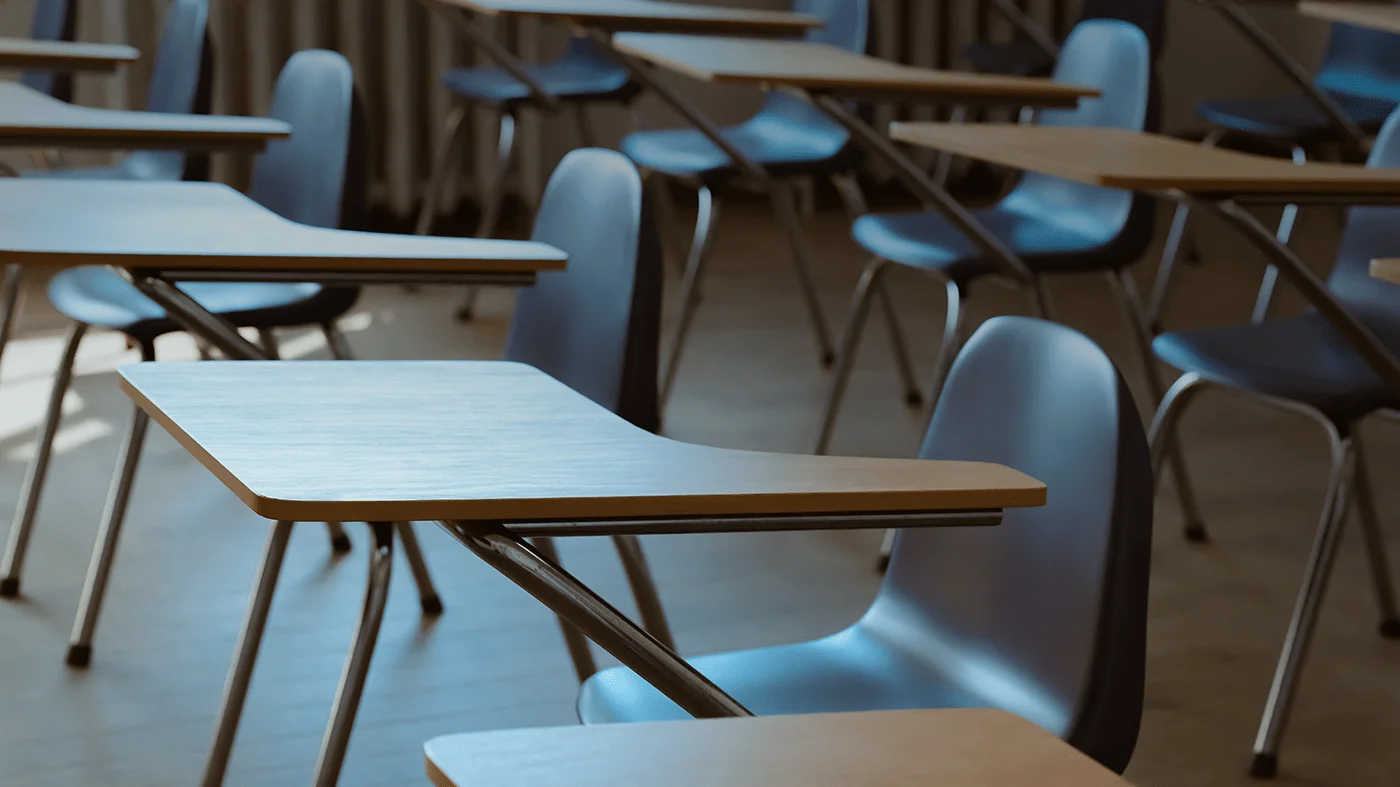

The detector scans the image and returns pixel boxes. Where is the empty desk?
[0,38,138,71]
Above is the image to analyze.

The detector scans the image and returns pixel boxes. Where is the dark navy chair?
[621,0,869,400]
[502,147,674,678]
[1148,108,1400,781]
[578,315,1155,775]
[817,21,1159,461]
[23,0,214,183]
[20,0,77,102]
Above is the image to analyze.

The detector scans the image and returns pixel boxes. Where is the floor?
[0,197,1397,786]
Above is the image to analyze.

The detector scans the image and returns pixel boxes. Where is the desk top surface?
[0,180,566,274]
[889,123,1400,194]
[1298,1,1400,33]
[0,82,290,149]
[120,361,1046,523]
[614,34,1098,103]
[0,38,139,70]
[424,709,1133,787]
[445,0,821,34]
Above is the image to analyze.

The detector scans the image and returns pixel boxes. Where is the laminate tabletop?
[443,0,821,34]
[0,37,138,70]
[1298,1,1400,34]
[424,709,1134,787]
[118,361,1046,523]
[0,82,290,149]
[1371,258,1400,285]
[888,123,1400,195]
[613,33,1099,103]
[0,180,566,275]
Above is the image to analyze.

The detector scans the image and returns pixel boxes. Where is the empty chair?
[579,315,1155,775]
[21,0,77,101]
[1148,108,1400,780]
[0,52,441,668]
[622,0,869,400]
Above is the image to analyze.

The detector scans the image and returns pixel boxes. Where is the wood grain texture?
[0,180,566,274]
[1370,258,1400,285]
[443,0,821,33]
[1298,1,1400,34]
[613,34,1099,102]
[888,123,1400,194]
[0,82,290,150]
[423,709,1135,787]
[0,38,139,70]
[118,361,1045,523]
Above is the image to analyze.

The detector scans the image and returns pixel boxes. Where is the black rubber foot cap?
[904,391,924,407]
[874,553,890,574]
[1250,753,1277,779]
[1184,522,1210,544]
[0,577,18,598]
[1381,618,1400,639]
[420,595,444,616]
[820,351,835,368]
[455,307,476,323]
[331,534,353,554]
[66,644,92,668]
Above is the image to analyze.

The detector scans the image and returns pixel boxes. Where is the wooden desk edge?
[447,1,822,31]
[1371,258,1400,285]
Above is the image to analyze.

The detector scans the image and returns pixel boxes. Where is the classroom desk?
[424,709,1134,787]
[0,38,138,71]
[1371,257,1400,284]
[119,360,1045,787]
[1299,0,1400,34]
[0,81,291,150]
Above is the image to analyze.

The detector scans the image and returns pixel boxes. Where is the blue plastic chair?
[816,21,1163,464]
[20,0,76,101]
[578,315,1155,775]
[1148,107,1400,780]
[22,0,214,183]
[622,0,869,400]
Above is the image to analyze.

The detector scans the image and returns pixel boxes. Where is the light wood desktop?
[1371,259,1400,285]
[1298,1,1400,34]
[0,38,138,70]
[424,709,1135,787]
[0,82,290,149]
[118,361,1046,524]
[613,33,1098,104]
[0,180,565,276]
[887,123,1400,194]
[443,0,821,34]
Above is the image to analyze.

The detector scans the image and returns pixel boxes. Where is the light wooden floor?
[0,201,1397,786]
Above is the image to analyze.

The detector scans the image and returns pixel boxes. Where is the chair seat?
[622,114,855,181]
[962,40,1056,78]
[577,625,994,725]
[21,151,182,182]
[852,200,1124,283]
[1153,313,1400,424]
[1196,91,1398,142]
[48,266,359,343]
[441,51,636,107]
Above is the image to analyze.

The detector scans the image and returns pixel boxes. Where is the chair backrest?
[1003,20,1148,249]
[1315,17,1400,104]
[123,0,215,181]
[1078,0,1167,61]
[503,149,663,433]
[753,0,869,151]
[1326,108,1400,333]
[861,316,1153,773]
[20,0,75,100]
[248,50,366,231]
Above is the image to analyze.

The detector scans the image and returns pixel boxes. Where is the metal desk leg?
[0,264,25,379]
[441,520,752,718]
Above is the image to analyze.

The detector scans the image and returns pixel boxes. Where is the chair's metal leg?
[571,103,597,148]
[65,401,154,667]
[923,278,968,422]
[1147,372,1209,489]
[770,180,835,367]
[814,257,888,455]
[875,279,923,407]
[649,175,691,276]
[1350,431,1400,638]
[527,536,597,682]
[200,521,294,787]
[311,522,395,787]
[440,520,751,717]
[0,264,26,377]
[611,535,675,649]
[0,321,88,599]
[457,110,519,323]
[830,172,868,220]
[394,522,443,616]
[661,186,721,403]
[932,105,969,187]
[414,102,472,237]
[875,527,897,573]
[1108,269,1210,542]
[1029,276,1054,320]
[1251,145,1308,325]
[255,328,279,359]
[1251,435,1355,779]
[321,322,355,361]
[1148,128,1225,331]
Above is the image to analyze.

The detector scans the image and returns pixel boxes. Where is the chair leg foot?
[1380,617,1400,639]
[65,643,91,668]
[1249,752,1277,779]
[1184,521,1210,544]
[873,553,890,574]
[0,577,18,597]
[420,594,444,616]
[820,350,834,367]
[330,533,353,554]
